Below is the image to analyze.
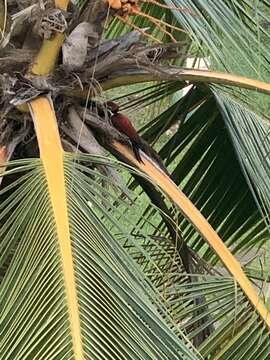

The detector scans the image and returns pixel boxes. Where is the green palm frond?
[0,157,202,360]
[2,155,269,359]
[158,273,270,360]
[119,85,269,265]
[73,156,270,358]
[215,91,270,227]
[165,0,270,74]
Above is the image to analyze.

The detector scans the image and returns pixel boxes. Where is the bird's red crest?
[106,101,119,114]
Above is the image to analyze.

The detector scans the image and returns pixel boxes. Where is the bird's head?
[106,101,119,115]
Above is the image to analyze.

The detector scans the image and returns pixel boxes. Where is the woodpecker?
[103,101,169,174]
[106,101,143,163]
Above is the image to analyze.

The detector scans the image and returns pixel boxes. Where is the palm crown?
[1,1,270,359]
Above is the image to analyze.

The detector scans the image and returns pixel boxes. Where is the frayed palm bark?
[0,3,39,48]
[71,0,112,36]
[61,138,80,153]
[0,49,35,71]
[86,29,144,65]
[29,38,269,98]
[62,22,98,71]
[7,30,268,105]
[0,131,28,186]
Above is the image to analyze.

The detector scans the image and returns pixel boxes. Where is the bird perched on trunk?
[106,101,143,162]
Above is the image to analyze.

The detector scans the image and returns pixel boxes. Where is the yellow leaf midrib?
[27,0,85,357]
[30,0,68,76]
[29,96,84,360]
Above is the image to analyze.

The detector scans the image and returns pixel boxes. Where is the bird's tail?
[131,141,144,163]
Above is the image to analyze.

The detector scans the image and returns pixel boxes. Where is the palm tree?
[1,0,270,359]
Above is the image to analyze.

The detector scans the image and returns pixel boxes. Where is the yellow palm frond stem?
[100,68,270,95]
[0,145,7,185]
[69,68,270,99]
[31,33,65,76]
[113,140,270,329]
[30,0,69,76]
[0,145,7,169]
[28,96,85,360]
[55,0,69,8]
[16,104,29,113]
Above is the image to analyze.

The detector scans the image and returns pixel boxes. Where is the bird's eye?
[107,109,114,117]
